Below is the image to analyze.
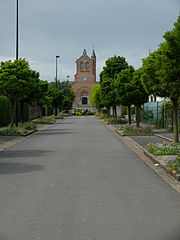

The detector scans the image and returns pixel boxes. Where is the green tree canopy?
[115,66,135,124]
[0,59,41,125]
[141,14,180,141]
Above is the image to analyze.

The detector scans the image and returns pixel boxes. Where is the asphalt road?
[0,116,180,240]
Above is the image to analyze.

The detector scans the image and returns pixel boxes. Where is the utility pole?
[15,0,19,127]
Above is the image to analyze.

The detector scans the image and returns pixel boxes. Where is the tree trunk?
[128,105,131,125]
[20,101,24,123]
[39,106,43,119]
[161,103,165,128]
[10,102,15,127]
[136,105,140,128]
[113,106,117,118]
[15,101,19,127]
[55,106,58,116]
[172,99,179,142]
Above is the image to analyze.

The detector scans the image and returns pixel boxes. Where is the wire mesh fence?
[142,101,180,130]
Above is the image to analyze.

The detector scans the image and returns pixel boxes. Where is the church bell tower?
[72,49,97,109]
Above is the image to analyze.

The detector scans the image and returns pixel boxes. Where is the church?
[72,49,97,110]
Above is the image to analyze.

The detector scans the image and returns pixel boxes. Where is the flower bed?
[32,116,56,124]
[118,125,154,136]
[145,142,180,180]
[146,142,180,156]
[167,156,180,174]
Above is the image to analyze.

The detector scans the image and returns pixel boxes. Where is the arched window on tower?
[80,61,84,72]
[85,61,90,72]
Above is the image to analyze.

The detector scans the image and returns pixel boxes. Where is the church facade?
[72,49,97,110]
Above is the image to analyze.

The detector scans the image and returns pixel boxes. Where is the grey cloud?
[0,0,179,81]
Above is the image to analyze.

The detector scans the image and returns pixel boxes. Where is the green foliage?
[118,125,154,136]
[18,122,36,130]
[0,59,41,125]
[0,126,28,135]
[99,56,129,113]
[167,156,180,173]
[141,14,180,141]
[90,84,103,110]
[49,88,64,111]
[100,77,118,109]
[0,96,11,126]
[115,66,135,106]
[32,116,56,124]
[100,56,129,81]
[146,142,180,155]
[48,80,75,112]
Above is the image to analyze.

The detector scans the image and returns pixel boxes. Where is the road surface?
[0,116,180,240]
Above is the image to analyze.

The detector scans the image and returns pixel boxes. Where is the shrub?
[75,111,82,116]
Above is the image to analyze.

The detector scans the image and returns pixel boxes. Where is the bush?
[75,111,82,116]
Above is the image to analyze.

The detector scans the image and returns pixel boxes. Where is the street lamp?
[55,56,60,116]
[67,75,70,81]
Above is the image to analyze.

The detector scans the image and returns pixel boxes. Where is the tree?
[49,89,64,115]
[0,59,40,126]
[90,84,104,112]
[115,66,135,124]
[141,15,180,141]
[33,80,49,118]
[49,80,75,113]
[131,69,149,127]
[100,56,129,115]
[100,56,129,81]
[100,77,118,115]
[19,68,41,122]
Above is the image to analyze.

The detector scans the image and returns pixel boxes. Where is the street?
[0,116,180,240]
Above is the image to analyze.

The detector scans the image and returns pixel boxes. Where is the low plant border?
[143,150,180,181]
[0,129,37,137]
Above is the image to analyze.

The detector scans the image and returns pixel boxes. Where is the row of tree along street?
[0,59,75,127]
[91,15,180,142]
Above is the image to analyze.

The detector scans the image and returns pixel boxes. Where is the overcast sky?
[0,0,179,82]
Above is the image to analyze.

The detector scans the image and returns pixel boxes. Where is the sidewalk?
[0,124,49,151]
[113,122,175,146]
[111,123,180,183]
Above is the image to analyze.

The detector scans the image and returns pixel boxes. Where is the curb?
[106,123,180,182]
[0,129,38,137]
[154,133,173,142]
[111,125,180,181]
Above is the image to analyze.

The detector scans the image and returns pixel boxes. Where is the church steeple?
[91,49,96,58]
[83,49,87,56]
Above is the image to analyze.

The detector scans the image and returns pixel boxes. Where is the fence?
[142,101,180,129]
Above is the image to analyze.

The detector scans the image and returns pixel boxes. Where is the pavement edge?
[104,122,180,194]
